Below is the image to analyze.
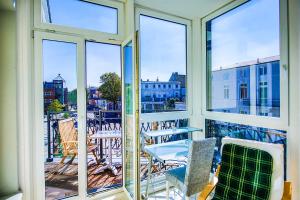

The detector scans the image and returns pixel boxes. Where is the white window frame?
[135,7,192,123]
[201,0,289,130]
[34,0,125,41]
[33,1,126,199]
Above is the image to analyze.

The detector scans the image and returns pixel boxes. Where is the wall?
[0,9,19,196]
[288,0,300,199]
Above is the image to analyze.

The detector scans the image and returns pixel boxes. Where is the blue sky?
[211,0,279,70]
[43,0,279,90]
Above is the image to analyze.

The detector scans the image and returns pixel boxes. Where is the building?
[210,56,280,117]
[87,87,121,111]
[141,73,186,112]
[43,74,68,113]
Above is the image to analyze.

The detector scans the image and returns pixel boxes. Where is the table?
[143,139,191,198]
[90,130,121,175]
[142,127,202,144]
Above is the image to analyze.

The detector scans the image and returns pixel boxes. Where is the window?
[259,81,268,105]
[259,65,268,75]
[153,84,156,89]
[85,42,122,193]
[224,85,229,99]
[240,83,248,99]
[206,0,280,117]
[145,84,148,88]
[42,0,118,34]
[140,14,187,113]
[42,40,78,199]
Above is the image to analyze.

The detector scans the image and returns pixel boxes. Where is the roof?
[213,55,280,72]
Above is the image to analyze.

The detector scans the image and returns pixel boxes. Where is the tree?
[68,89,77,106]
[47,99,64,113]
[166,98,179,110]
[98,72,121,110]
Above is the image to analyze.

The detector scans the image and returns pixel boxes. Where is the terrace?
[1,0,300,200]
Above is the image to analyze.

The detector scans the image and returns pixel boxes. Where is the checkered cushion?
[212,143,273,200]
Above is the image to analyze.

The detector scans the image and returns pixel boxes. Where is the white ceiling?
[0,0,230,18]
[0,0,15,11]
[135,0,232,19]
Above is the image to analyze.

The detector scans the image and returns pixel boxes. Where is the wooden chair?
[58,118,99,165]
[198,138,292,200]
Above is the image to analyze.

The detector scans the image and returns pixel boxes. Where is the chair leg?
[60,155,67,164]
[92,150,100,164]
[166,181,170,200]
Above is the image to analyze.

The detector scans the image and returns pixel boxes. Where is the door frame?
[121,31,141,200]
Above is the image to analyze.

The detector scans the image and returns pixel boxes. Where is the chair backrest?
[58,118,78,144]
[184,138,216,196]
[217,138,284,200]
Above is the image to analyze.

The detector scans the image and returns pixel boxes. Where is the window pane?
[42,0,118,34]
[206,0,280,117]
[140,15,187,113]
[43,40,78,199]
[85,42,122,194]
[123,41,135,198]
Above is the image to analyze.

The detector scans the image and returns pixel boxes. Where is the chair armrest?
[282,181,292,200]
[198,165,221,200]
[198,176,218,200]
[61,141,78,144]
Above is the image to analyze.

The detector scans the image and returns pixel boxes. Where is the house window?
[140,14,187,113]
[259,81,268,105]
[240,83,248,99]
[42,0,118,34]
[206,0,280,117]
[153,84,156,89]
[224,85,229,99]
[259,65,268,76]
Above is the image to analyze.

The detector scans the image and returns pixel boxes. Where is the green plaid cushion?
[212,143,273,200]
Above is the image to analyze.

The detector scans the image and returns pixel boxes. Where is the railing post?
[46,112,53,162]
[99,110,103,159]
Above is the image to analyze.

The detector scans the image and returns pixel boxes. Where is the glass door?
[122,33,140,199]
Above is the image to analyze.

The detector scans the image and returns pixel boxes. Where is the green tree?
[166,98,179,110]
[98,72,121,110]
[47,99,64,113]
[68,89,77,105]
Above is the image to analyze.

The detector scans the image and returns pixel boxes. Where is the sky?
[43,0,279,90]
[210,0,279,71]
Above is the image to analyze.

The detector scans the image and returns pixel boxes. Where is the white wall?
[287,0,300,199]
[0,9,19,196]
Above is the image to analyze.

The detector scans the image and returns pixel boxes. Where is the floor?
[148,188,199,200]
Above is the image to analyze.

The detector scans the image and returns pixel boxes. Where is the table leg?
[145,155,153,198]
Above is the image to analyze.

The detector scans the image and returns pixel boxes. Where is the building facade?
[141,73,186,112]
[209,56,280,117]
[43,74,68,113]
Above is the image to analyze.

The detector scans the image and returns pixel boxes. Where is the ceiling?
[135,0,232,19]
[0,0,230,18]
[0,0,15,11]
